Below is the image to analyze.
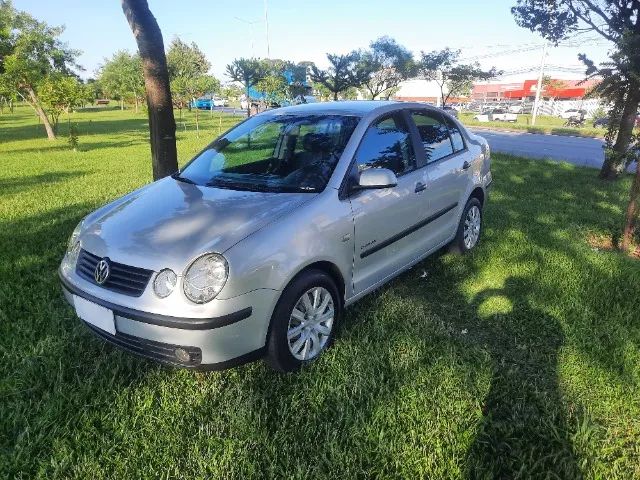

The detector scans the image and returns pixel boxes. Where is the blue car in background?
[192,96,228,109]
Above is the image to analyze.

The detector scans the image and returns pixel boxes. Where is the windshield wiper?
[171,172,197,185]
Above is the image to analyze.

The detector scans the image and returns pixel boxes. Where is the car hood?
[80,177,313,272]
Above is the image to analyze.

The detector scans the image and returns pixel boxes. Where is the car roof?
[270,100,418,116]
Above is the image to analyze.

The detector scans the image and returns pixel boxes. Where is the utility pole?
[531,43,548,126]
[264,0,271,58]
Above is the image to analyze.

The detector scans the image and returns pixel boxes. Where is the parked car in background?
[508,104,523,114]
[474,108,517,122]
[560,109,587,120]
[193,96,228,109]
[59,101,492,372]
[441,105,459,118]
[592,117,609,128]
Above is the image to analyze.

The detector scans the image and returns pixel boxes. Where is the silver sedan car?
[59,101,492,372]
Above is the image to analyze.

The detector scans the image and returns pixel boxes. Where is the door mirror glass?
[355,168,398,191]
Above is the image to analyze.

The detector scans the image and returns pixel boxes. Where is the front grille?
[83,321,203,367]
[76,249,153,297]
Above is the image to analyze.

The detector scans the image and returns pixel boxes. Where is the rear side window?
[445,117,465,152]
[354,114,416,175]
[411,112,453,164]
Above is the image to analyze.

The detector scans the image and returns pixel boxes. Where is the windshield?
[179,113,360,193]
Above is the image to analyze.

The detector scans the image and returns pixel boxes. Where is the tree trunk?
[621,159,640,251]
[120,99,124,110]
[122,0,178,180]
[246,86,251,117]
[333,91,338,101]
[26,87,55,140]
[600,90,640,180]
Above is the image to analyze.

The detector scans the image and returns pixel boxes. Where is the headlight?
[61,220,84,276]
[153,269,177,298]
[183,254,228,304]
[61,241,80,276]
[67,220,83,251]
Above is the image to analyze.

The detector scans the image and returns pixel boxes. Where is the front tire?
[266,270,341,372]
[450,197,483,254]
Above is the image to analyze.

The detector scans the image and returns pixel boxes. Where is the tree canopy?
[225,58,269,114]
[416,48,498,106]
[358,36,415,100]
[310,52,367,101]
[166,37,219,114]
[98,50,144,111]
[0,0,80,138]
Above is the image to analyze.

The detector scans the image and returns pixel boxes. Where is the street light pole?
[234,16,258,57]
[264,0,271,58]
[531,43,548,126]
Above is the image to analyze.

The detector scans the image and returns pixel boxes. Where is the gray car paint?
[61,101,491,366]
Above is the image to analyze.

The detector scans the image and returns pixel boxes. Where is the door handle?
[462,161,471,170]
[415,182,427,193]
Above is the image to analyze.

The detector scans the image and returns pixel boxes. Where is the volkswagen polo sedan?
[59,101,492,372]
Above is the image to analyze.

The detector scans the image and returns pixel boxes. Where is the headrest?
[302,132,332,152]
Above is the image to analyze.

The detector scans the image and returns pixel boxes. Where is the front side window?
[180,114,360,192]
[411,112,453,163]
[354,114,416,175]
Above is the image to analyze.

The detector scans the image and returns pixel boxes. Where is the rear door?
[409,110,473,247]
[348,112,429,295]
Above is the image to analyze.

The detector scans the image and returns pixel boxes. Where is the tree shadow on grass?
[0,204,154,478]
[2,155,637,478]
[0,170,90,196]
[0,117,150,142]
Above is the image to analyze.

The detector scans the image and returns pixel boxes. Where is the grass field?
[459,112,608,138]
[1,106,639,479]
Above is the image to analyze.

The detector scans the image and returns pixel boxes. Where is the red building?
[472,79,599,101]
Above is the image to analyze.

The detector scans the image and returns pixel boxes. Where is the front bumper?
[60,273,280,370]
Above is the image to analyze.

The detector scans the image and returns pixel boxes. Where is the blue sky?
[15,0,611,82]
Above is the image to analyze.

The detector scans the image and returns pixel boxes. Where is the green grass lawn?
[1,106,639,479]
[459,112,608,138]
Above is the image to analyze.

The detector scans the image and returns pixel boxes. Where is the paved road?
[470,128,606,169]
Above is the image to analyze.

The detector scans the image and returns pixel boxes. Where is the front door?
[348,113,429,295]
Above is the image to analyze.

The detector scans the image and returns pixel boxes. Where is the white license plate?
[74,295,116,335]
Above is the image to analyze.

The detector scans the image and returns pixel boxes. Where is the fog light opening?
[174,348,191,363]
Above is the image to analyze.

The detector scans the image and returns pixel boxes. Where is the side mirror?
[353,168,398,191]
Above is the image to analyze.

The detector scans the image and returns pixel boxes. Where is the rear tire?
[449,197,483,254]
[266,270,341,372]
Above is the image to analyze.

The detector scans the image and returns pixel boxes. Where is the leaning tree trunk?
[122,0,178,180]
[26,87,55,140]
[600,91,640,180]
[246,86,251,117]
[333,91,339,101]
[621,159,640,252]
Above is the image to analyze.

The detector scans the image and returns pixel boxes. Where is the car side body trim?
[59,272,252,330]
[360,202,458,259]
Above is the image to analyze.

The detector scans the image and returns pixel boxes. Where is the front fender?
[219,190,354,300]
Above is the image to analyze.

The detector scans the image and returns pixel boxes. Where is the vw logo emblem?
[94,258,110,285]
